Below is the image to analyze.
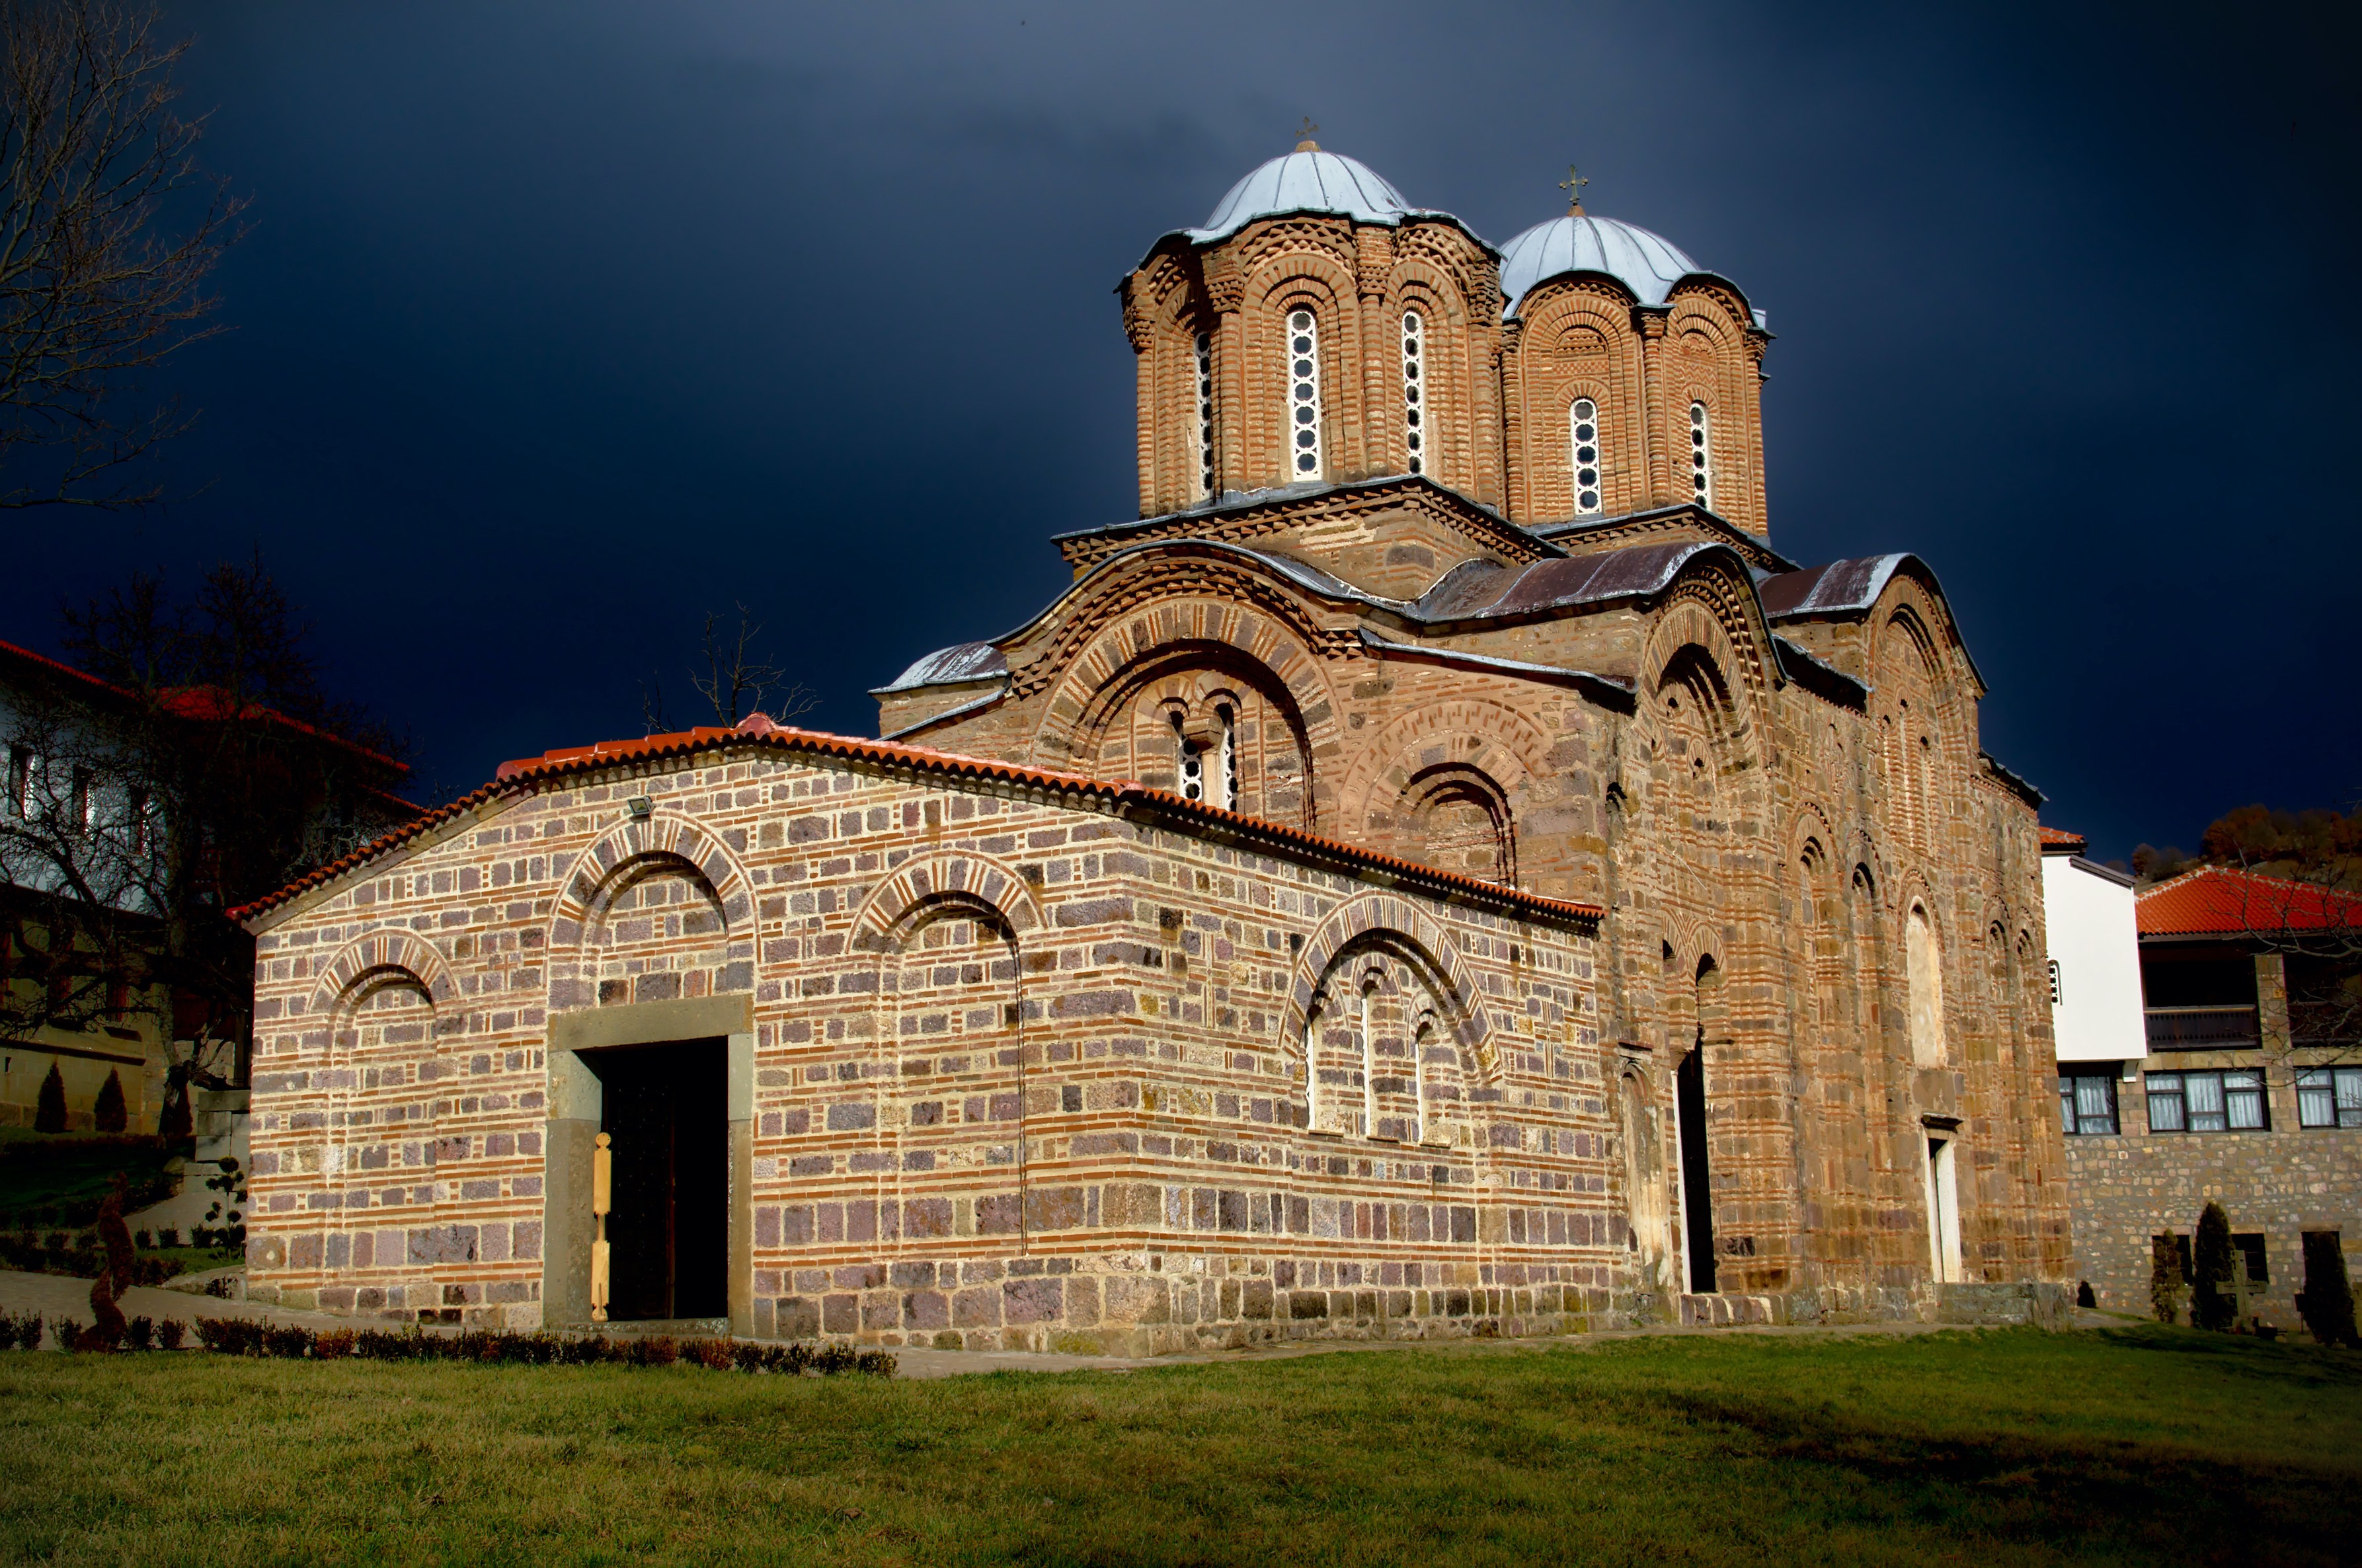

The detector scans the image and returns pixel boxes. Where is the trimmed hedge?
[189,1317,896,1376]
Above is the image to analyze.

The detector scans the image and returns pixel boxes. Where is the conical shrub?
[33,1063,67,1134]
[92,1069,126,1133]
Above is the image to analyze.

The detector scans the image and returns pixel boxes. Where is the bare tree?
[639,604,819,732]
[1,556,409,1129]
[0,0,242,510]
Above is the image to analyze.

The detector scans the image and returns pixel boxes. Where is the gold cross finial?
[1295,116,1320,152]
[1560,164,1589,214]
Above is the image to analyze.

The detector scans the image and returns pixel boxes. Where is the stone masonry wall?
[2062,1067,2362,1331]
[242,736,1612,1352]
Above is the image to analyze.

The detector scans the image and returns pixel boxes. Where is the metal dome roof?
[1187,147,1414,243]
[1497,213,1703,318]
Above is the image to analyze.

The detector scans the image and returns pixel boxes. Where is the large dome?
[1497,213,1701,319]
[1187,148,1413,244]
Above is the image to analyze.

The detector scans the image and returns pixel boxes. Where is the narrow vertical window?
[1193,329,1215,500]
[1570,397,1602,514]
[1179,740,1204,802]
[1399,311,1425,475]
[1286,309,1323,478]
[2049,959,2061,1007]
[1358,988,1375,1136]
[1217,707,1238,810]
[1688,400,1712,508]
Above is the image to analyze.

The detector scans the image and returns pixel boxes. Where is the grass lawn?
[1,1324,2355,1565]
[0,1131,183,1230]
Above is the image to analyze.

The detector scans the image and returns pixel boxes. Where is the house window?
[1286,309,1323,477]
[1688,401,1712,508]
[2297,1066,2362,1128]
[1400,311,1425,475]
[1178,739,1204,802]
[2059,1071,2119,1136]
[7,747,38,818]
[70,768,94,832]
[1194,329,1215,500]
[2049,958,2061,1007]
[2232,1232,2269,1284]
[2146,1069,2269,1133]
[1571,398,1602,514]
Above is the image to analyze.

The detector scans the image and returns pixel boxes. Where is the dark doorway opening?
[1676,1043,1716,1293]
[582,1038,727,1321]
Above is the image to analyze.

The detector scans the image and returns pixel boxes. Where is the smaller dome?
[1497,213,1700,319]
[1189,148,1411,245]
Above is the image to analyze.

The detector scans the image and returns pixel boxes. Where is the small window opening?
[1688,400,1712,508]
[1287,309,1323,477]
[1400,311,1425,475]
[1193,329,1215,500]
[1571,397,1602,514]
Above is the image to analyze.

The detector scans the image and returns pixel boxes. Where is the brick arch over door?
[1282,891,1497,1078]
[545,813,755,1009]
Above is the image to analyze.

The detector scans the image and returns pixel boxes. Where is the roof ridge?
[233,719,1604,930]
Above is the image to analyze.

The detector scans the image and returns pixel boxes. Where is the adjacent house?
[2,636,410,1135]
[2047,847,2360,1327]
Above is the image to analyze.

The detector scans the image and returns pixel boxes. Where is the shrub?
[2150,1234,2187,1324]
[0,1312,40,1350]
[53,1315,84,1350]
[315,1329,356,1359]
[192,1317,263,1356]
[156,1227,180,1249]
[34,1063,67,1134]
[133,1229,152,1250]
[262,1324,315,1358]
[2076,1280,2096,1309]
[631,1335,679,1368]
[92,1070,128,1134]
[157,1319,184,1351]
[2193,1201,2237,1332]
[123,1315,155,1351]
[2298,1232,2358,1348]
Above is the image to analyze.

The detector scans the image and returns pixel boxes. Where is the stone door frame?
[543,994,754,1334]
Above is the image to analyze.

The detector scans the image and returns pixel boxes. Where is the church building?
[234,140,2072,1348]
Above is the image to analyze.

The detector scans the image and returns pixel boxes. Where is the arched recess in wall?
[1283,892,1496,1136]
[1032,582,1338,828]
[547,815,754,1011]
[306,935,454,1249]
[851,851,1046,1249]
[1337,701,1554,890]
[1905,896,1948,1068]
[1618,1063,1674,1293]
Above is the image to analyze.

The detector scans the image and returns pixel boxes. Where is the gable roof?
[232,716,1604,933]
[2137,865,2362,938]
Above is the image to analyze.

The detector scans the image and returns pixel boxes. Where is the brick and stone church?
[237,139,2072,1348]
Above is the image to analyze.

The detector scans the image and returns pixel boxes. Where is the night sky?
[7,1,2355,861]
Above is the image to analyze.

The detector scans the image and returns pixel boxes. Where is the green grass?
[0,1131,184,1230]
[1,1325,2356,1565]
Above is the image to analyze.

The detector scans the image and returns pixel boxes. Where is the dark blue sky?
[7,1,2355,858]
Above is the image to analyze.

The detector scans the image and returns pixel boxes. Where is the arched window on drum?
[1570,397,1603,514]
[1286,309,1323,478]
[1193,329,1215,500]
[1400,311,1425,475]
[1688,400,1712,508]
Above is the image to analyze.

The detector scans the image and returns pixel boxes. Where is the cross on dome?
[1559,164,1589,214]
[1295,116,1320,153]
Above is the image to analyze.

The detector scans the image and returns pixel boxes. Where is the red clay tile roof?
[233,715,1605,929]
[2137,865,2362,937]
[0,637,409,775]
[2038,826,2088,853]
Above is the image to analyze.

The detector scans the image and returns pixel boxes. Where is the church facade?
[235,142,2071,1347]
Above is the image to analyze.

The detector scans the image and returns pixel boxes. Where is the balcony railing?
[2145,1005,2260,1050]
